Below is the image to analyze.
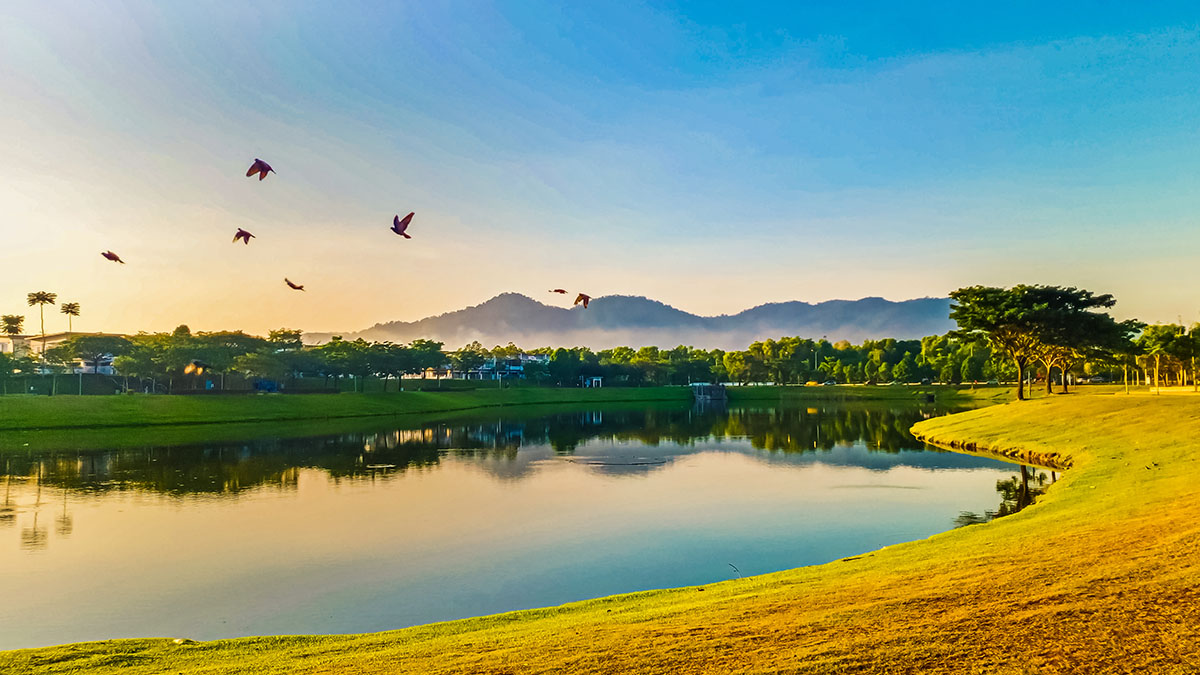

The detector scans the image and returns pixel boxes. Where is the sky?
[2,1,1200,336]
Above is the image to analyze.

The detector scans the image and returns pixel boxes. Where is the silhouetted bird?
[246,158,274,181]
[574,293,591,309]
[233,228,255,245]
[100,251,125,264]
[284,278,305,291]
[391,212,414,238]
[550,289,568,294]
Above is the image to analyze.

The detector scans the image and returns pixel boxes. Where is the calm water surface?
[0,402,1023,649]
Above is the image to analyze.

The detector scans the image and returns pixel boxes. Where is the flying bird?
[284,278,305,291]
[233,228,255,245]
[574,293,591,309]
[550,289,568,294]
[100,251,125,264]
[246,158,274,181]
[391,212,414,238]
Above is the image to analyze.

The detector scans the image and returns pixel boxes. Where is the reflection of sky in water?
[0,405,1022,650]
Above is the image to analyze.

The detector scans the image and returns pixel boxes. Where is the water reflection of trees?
[955,465,1054,527]
[527,405,938,455]
[0,471,15,528]
[704,406,934,454]
[0,404,942,498]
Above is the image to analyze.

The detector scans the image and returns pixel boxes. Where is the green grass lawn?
[0,387,691,433]
[3,390,1197,673]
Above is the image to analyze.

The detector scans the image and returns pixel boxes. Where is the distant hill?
[305,293,954,350]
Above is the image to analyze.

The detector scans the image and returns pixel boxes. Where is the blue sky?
[2,1,1199,335]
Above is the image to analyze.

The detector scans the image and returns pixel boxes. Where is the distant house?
[413,363,454,380]
[1,332,126,374]
[406,353,552,381]
[0,335,32,357]
[579,375,603,388]
[457,354,550,381]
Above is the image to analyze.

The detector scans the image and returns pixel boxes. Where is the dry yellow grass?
[3,394,1198,674]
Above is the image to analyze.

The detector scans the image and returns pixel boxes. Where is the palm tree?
[26,291,57,353]
[60,302,80,332]
[1,315,23,336]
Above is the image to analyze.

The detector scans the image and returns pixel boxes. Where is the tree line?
[2,284,1196,396]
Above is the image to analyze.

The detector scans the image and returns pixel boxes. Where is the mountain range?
[306,293,955,350]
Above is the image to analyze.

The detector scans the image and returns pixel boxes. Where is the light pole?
[812,335,827,380]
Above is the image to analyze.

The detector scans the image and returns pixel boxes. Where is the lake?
[0,401,1026,650]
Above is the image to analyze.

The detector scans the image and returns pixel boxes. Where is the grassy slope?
[4,392,1198,673]
[0,388,691,432]
[0,399,701,453]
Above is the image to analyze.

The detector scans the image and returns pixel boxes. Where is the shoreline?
[911,425,1075,470]
[0,387,692,434]
[0,383,1010,435]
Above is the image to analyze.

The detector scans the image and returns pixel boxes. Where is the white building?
[470,354,550,380]
[422,354,552,381]
[0,335,32,356]
[0,332,125,374]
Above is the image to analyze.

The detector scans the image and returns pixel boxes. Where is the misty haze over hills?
[306,293,954,350]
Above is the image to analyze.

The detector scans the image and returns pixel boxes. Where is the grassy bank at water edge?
[0,387,691,432]
[0,383,1026,434]
[0,398,699,453]
[3,391,1197,673]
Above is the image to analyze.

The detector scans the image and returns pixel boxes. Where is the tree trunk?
[1154,355,1161,395]
[1013,355,1025,401]
[1061,360,1071,394]
[1042,359,1054,394]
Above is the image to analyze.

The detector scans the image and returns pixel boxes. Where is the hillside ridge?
[308,293,954,349]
